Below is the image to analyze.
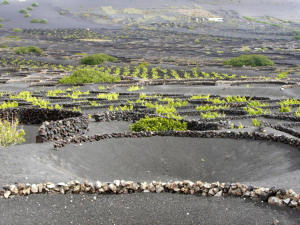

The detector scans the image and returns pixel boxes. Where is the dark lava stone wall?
[36,116,88,143]
[0,108,82,124]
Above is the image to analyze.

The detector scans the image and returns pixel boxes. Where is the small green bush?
[0,24,2,28]
[19,9,27,14]
[279,105,291,113]
[276,71,288,80]
[12,28,23,33]
[59,68,120,84]
[130,116,187,132]
[30,18,48,24]
[80,53,117,65]
[40,19,48,24]
[30,18,40,23]
[14,46,43,55]
[0,43,7,48]
[32,2,39,7]
[0,17,3,22]
[224,54,274,67]
[252,119,261,127]
[0,101,18,109]
[0,119,26,147]
[1,0,9,5]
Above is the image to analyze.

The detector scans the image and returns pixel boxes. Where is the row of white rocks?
[1,180,299,209]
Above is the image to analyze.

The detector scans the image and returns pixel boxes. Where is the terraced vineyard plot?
[0,0,300,224]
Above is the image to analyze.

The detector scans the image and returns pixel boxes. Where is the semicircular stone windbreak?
[1,137,299,209]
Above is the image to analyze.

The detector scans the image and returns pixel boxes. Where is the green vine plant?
[252,118,261,127]
[196,104,229,111]
[127,85,144,92]
[108,104,133,111]
[295,107,300,117]
[0,101,18,109]
[0,119,26,147]
[129,116,187,132]
[200,112,224,119]
[97,93,119,100]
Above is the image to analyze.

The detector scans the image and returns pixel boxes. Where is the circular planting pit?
[49,137,300,191]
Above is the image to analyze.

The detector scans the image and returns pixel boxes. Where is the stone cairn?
[1,180,299,209]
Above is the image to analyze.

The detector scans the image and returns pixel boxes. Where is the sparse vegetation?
[1,0,9,5]
[12,28,23,33]
[127,85,144,92]
[97,93,119,100]
[276,72,288,80]
[0,101,18,109]
[252,119,261,127]
[0,119,25,147]
[200,112,224,119]
[130,116,187,132]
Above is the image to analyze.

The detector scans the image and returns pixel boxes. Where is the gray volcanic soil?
[115,85,300,99]
[0,0,300,224]
[1,137,299,192]
[0,193,300,225]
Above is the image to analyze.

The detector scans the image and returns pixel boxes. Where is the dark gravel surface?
[87,121,131,136]
[1,193,300,225]
[131,85,300,99]
[1,137,299,192]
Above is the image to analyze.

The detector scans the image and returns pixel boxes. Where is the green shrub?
[252,119,261,127]
[279,105,291,113]
[224,54,274,67]
[59,68,120,84]
[276,71,288,80]
[0,17,3,22]
[196,104,229,111]
[19,9,27,14]
[14,46,43,55]
[127,85,143,92]
[32,2,39,7]
[0,119,25,147]
[40,19,48,24]
[0,43,7,48]
[279,98,300,105]
[27,6,33,11]
[243,107,270,115]
[97,92,119,100]
[12,28,23,33]
[80,53,117,65]
[30,18,48,24]
[30,18,40,23]
[295,107,300,117]
[200,111,224,119]
[0,24,2,28]
[0,101,18,109]
[1,0,9,5]
[130,116,187,132]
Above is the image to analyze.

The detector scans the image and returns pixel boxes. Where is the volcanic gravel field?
[0,0,300,224]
